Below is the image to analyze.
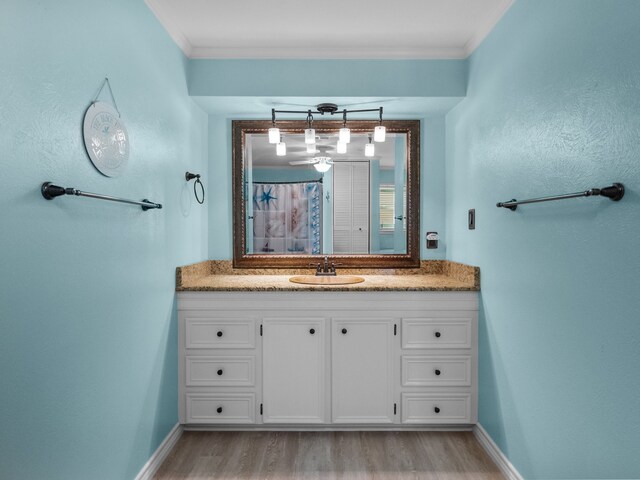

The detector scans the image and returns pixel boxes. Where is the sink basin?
[289,275,365,286]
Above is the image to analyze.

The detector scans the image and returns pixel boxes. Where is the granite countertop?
[176,260,479,292]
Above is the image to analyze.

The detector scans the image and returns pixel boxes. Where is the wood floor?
[153,431,505,480]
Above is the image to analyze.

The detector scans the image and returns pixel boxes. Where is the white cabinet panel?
[262,318,326,423]
[186,356,255,387]
[185,318,255,349]
[401,317,472,349]
[401,355,471,387]
[332,319,394,424]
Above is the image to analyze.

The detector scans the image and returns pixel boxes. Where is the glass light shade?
[337,141,347,154]
[314,161,332,173]
[374,125,386,142]
[339,127,351,144]
[365,142,375,157]
[268,127,280,144]
[306,144,317,153]
[276,142,286,156]
[305,128,316,144]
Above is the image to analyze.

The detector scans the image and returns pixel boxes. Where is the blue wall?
[446,1,640,478]
[0,1,208,479]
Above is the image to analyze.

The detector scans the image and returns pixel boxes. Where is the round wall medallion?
[82,102,129,177]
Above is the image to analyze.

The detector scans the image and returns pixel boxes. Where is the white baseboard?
[135,423,183,480]
[473,424,524,480]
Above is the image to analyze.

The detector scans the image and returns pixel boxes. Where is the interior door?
[262,318,325,423]
[333,162,370,253]
[331,318,394,423]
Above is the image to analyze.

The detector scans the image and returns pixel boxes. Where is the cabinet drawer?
[401,318,471,349]
[402,355,471,387]
[186,356,255,387]
[185,393,255,424]
[185,318,255,349]
[402,393,471,424]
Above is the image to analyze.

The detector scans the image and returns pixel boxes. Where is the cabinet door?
[262,318,326,423]
[332,319,394,423]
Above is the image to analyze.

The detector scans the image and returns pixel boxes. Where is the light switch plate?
[468,209,475,230]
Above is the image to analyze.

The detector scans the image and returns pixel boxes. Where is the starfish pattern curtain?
[252,181,321,254]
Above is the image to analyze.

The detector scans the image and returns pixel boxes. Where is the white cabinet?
[262,318,326,423]
[332,319,394,423]
[178,291,477,428]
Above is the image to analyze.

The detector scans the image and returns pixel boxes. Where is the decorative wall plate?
[83,101,129,177]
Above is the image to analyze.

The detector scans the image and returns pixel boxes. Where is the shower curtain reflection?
[252,181,321,254]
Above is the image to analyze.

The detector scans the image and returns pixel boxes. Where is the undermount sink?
[289,275,365,286]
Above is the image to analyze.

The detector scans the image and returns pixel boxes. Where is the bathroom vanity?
[176,261,479,429]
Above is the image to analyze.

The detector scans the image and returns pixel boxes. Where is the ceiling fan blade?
[289,159,318,165]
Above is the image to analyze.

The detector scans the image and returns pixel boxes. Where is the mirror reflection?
[245,132,407,255]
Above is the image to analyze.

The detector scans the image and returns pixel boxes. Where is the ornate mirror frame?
[232,119,420,268]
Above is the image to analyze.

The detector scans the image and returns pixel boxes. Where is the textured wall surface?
[446,1,640,478]
[0,1,208,479]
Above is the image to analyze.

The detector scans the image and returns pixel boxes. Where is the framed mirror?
[232,119,420,268]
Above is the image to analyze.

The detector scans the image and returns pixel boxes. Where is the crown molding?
[144,0,193,57]
[189,46,468,60]
[463,0,514,56]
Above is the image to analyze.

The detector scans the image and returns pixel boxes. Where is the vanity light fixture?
[374,107,386,142]
[365,135,375,157]
[304,111,316,144]
[338,109,351,144]
[276,136,286,156]
[268,109,280,144]
[269,103,386,156]
[306,144,317,153]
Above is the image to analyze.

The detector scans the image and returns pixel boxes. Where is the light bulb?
[268,127,280,144]
[374,125,386,142]
[365,142,375,157]
[337,141,347,154]
[276,141,286,156]
[339,127,351,144]
[306,144,317,153]
[305,128,316,144]
[314,161,332,173]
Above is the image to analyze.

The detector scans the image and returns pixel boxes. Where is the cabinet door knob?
[217,331,223,337]
[309,328,316,335]
[216,406,223,414]
[217,369,223,376]
[341,328,348,334]
[434,331,441,338]
[434,406,440,414]
[435,369,441,376]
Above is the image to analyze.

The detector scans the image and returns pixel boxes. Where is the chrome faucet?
[313,256,337,276]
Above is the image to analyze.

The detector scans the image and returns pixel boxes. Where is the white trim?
[463,0,514,56]
[188,46,468,60]
[144,0,193,57]
[135,423,183,480]
[473,424,524,480]
[185,424,474,432]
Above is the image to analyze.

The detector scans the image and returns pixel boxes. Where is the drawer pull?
[341,328,348,335]
[217,369,223,376]
[434,406,441,414]
[216,406,223,414]
[434,331,441,338]
[434,369,441,376]
[217,331,223,338]
[309,328,316,335]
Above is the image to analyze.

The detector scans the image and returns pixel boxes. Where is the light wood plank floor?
[153,431,505,480]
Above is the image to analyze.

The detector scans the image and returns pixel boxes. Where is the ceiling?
[145,0,513,59]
